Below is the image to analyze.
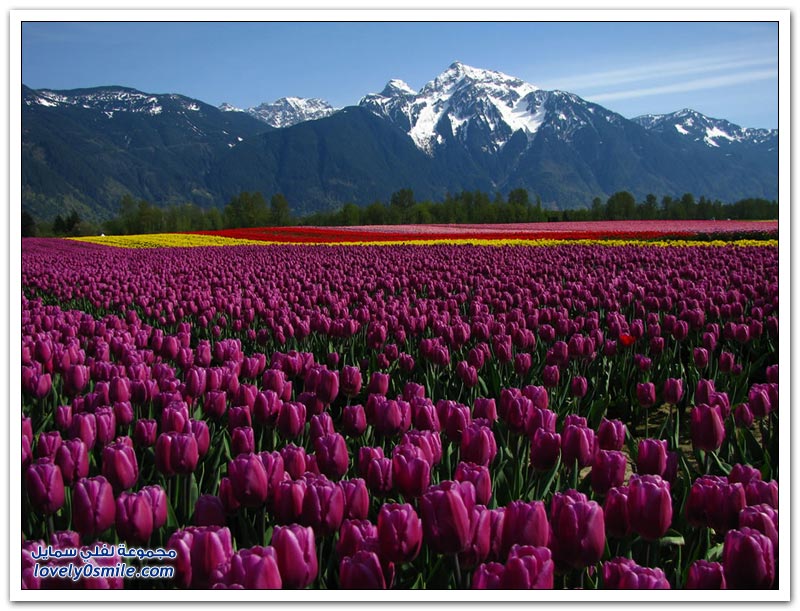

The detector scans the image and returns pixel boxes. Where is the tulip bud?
[604,486,631,538]
[597,418,626,451]
[342,404,367,437]
[472,562,505,589]
[561,422,595,468]
[569,376,588,398]
[227,545,282,589]
[228,453,269,508]
[501,545,554,589]
[366,457,393,496]
[628,475,672,541]
[591,450,627,495]
[231,426,255,456]
[101,438,139,491]
[690,404,725,452]
[25,459,65,515]
[314,433,349,481]
[271,524,318,589]
[637,438,668,477]
[337,518,378,559]
[277,401,306,439]
[377,502,423,564]
[663,378,684,405]
[684,559,726,589]
[530,429,561,471]
[501,500,549,558]
[723,527,774,589]
[455,462,492,506]
[339,551,388,589]
[603,557,671,589]
[72,476,116,537]
[420,480,474,554]
[549,491,605,569]
[115,491,154,544]
[460,422,497,466]
[302,475,345,535]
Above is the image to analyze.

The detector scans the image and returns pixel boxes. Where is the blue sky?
[21,21,778,128]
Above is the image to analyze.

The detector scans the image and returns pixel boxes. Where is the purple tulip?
[115,490,154,544]
[342,404,367,437]
[591,449,627,495]
[530,428,561,471]
[155,431,199,476]
[271,524,318,589]
[663,378,684,405]
[228,453,269,508]
[561,421,595,468]
[339,551,388,589]
[420,480,474,554]
[454,462,492,506]
[603,557,671,589]
[501,545,554,589]
[301,475,345,535]
[35,431,62,460]
[72,476,116,537]
[460,422,497,466]
[277,401,306,439]
[25,459,65,515]
[273,479,306,524]
[542,365,560,388]
[391,445,431,498]
[597,418,626,451]
[501,500,549,558]
[723,527,775,589]
[549,491,605,569]
[226,546,282,589]
[339,478,369,520]
[637,438,668,477]
[627,474,672,541]
[604,486,632,538]
[690,404,725,452]
[636,382,656,408]
[337,519,378,559]
[377,503,423,564]
[314,433,349,481]
[54,438,89,486]
[101,438,139,491]
[570,376,588,398]
[685,560,726,589]
[472,562,505,589]
[739,504,779,555]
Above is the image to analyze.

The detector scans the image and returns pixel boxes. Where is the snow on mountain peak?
[632,108,776,148]
[228,96,338,128]
[361,62,545,154]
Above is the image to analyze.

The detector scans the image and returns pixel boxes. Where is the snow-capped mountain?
[632,108,777,148]
[22,65,778,221]
[221,96,338,128]
[361,61,553,154]
[24,86,186,117]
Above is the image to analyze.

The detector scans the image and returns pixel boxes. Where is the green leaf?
[166,496,179,529]
[706,542,724,561]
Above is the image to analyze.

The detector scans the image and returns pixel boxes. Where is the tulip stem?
[453,553,462,589]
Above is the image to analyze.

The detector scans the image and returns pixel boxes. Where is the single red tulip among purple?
[271,524,318,589]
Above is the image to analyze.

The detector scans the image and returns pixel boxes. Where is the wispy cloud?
[586,69,776,103]
[540,54,776,93]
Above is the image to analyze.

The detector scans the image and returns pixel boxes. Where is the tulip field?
[19,220,780,592]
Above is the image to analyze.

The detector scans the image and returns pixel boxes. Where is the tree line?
[22,189,778,237]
